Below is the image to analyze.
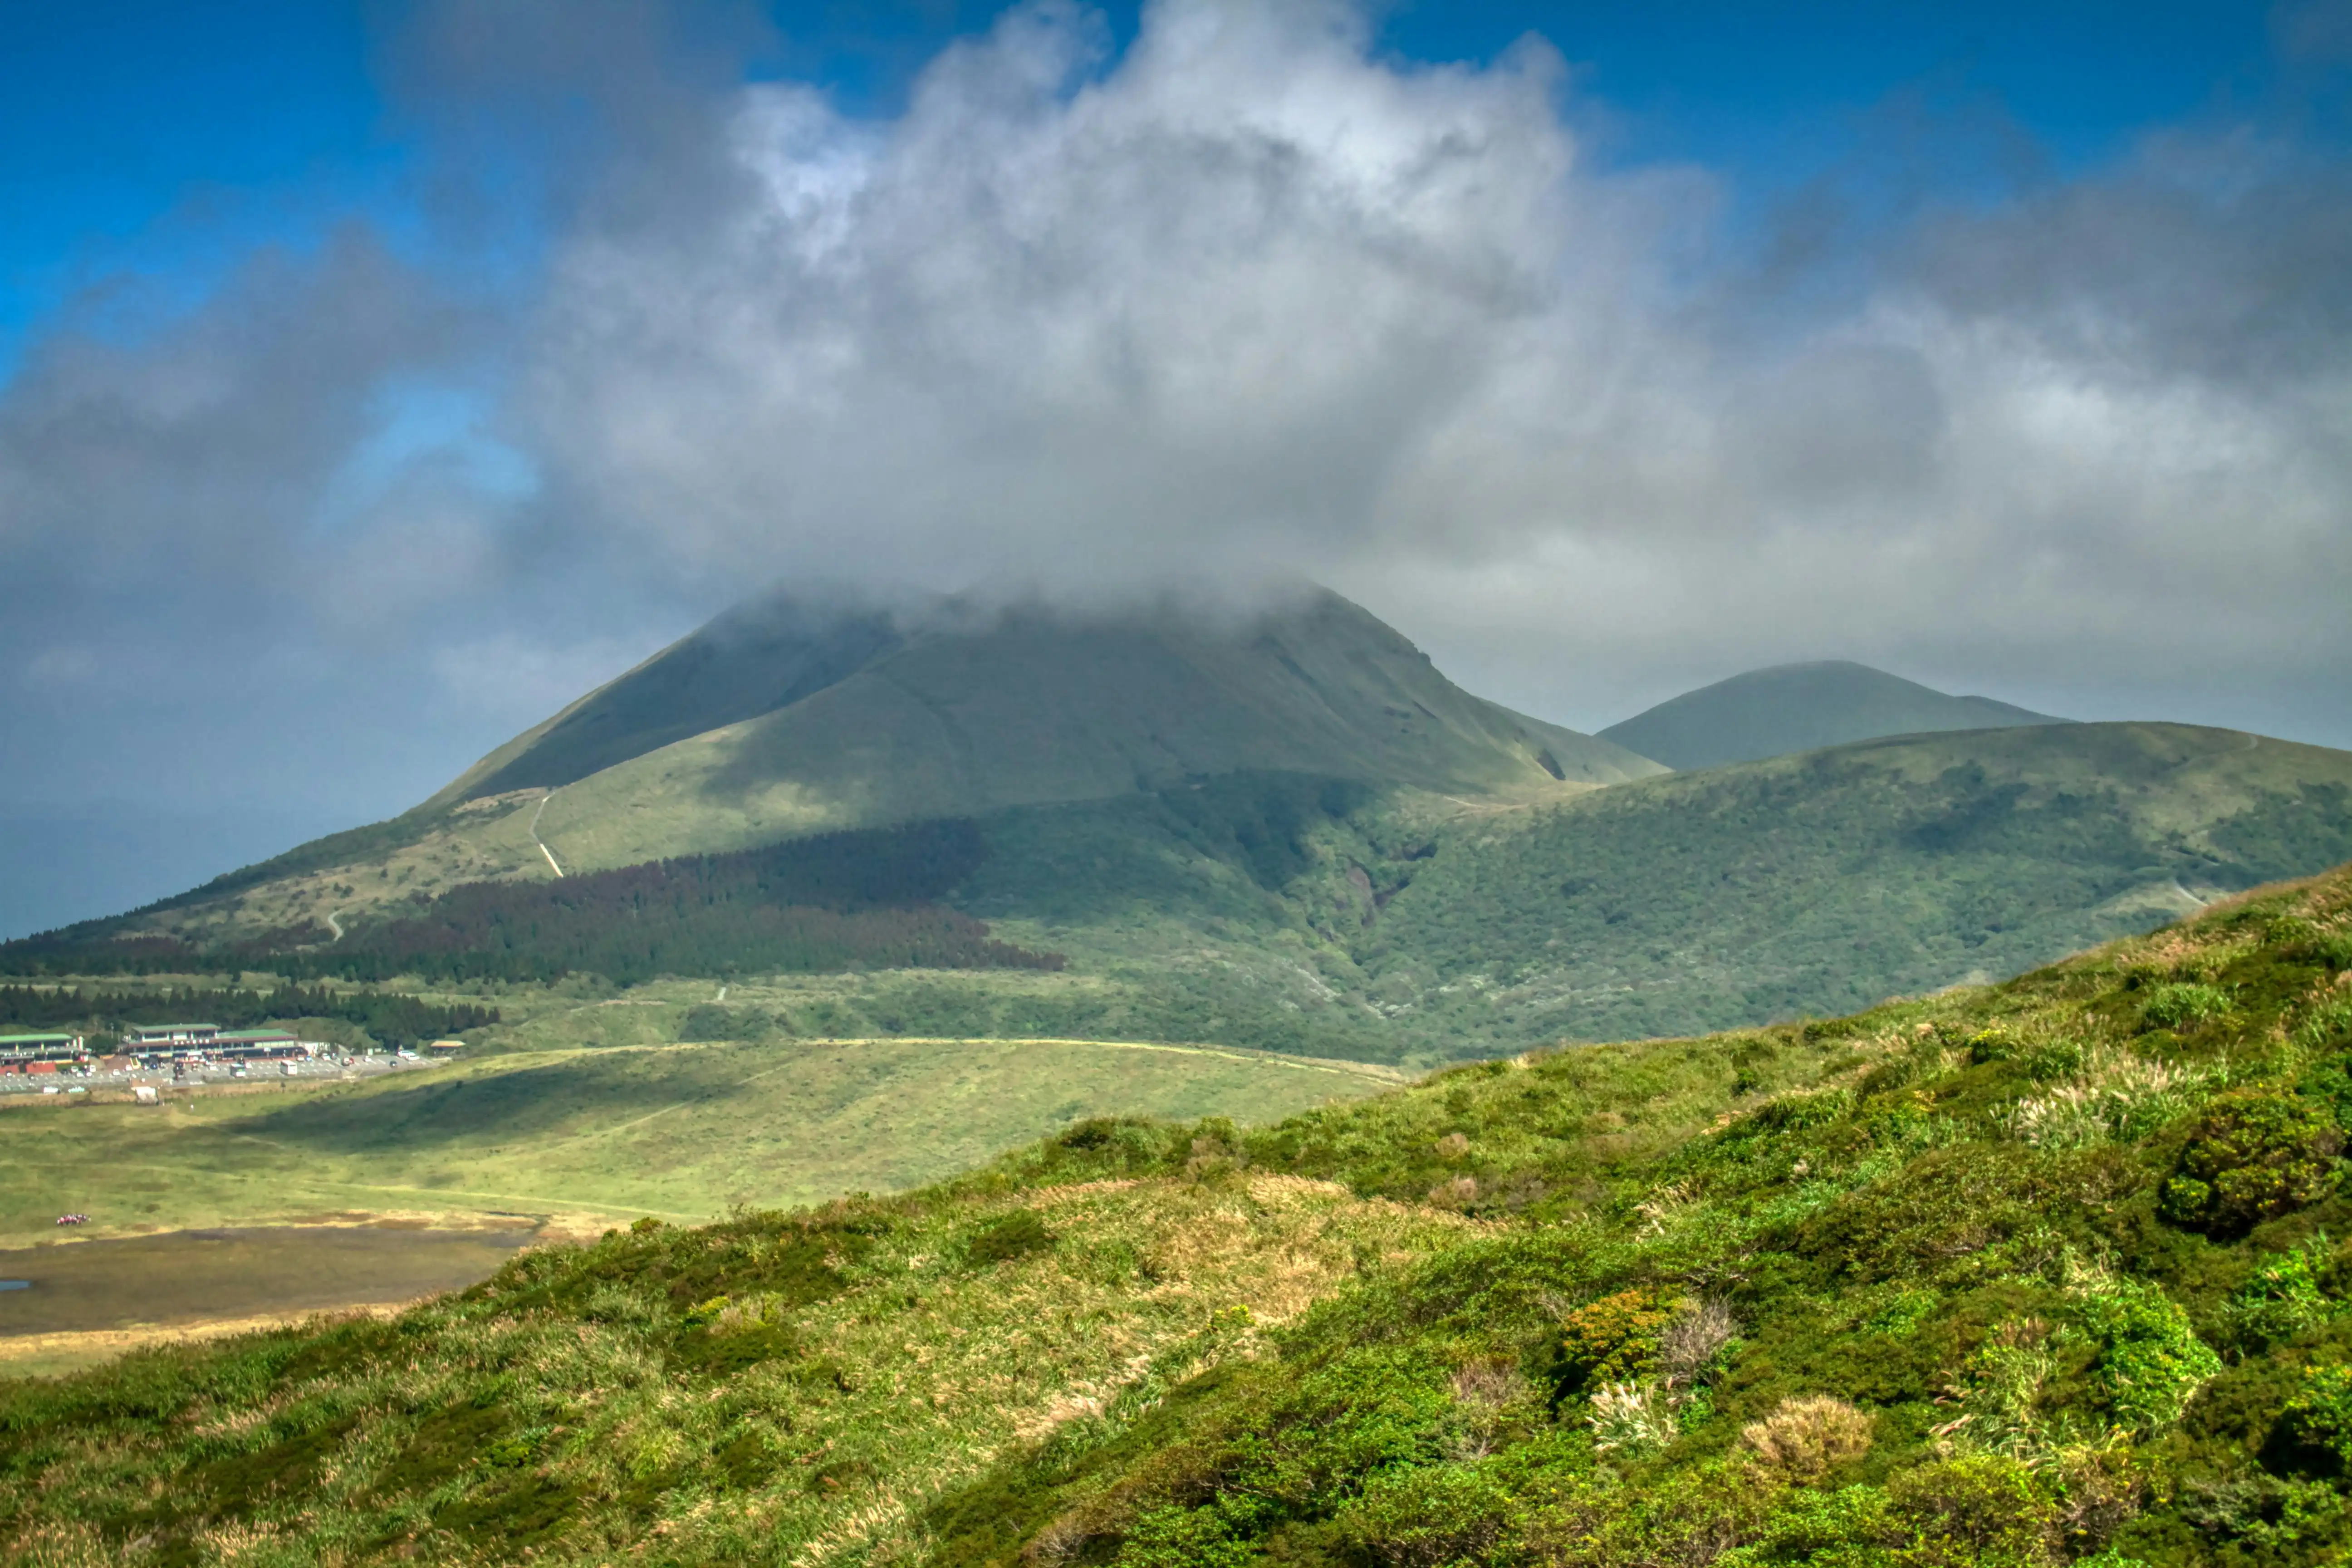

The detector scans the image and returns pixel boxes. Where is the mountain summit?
[1597,659,2065,772]
[440,586,1663,873]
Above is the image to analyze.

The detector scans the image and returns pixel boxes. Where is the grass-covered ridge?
[8,864,2352,1563]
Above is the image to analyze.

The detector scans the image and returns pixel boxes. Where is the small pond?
[0,1225,537,1337]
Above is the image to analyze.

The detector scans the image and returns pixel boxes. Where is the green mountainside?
[1599,659,2068,772]
[10,862,2352,1565]
[1351,722,2352,1048]
[11,725,2351,1069]
[95,588,1656,940]
[514,588,1657,875]
[926,721,2352,1058]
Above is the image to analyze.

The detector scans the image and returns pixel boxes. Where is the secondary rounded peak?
[1598,658,2068,774]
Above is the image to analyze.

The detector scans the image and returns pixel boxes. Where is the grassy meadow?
[0,1034,1392,1247]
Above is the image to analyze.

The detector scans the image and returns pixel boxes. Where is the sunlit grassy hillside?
[0,1035,1389,1247]
[9,861,2352,1564]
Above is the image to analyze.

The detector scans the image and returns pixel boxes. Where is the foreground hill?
[8,862,2352,1564]
[1599,658,2067,772]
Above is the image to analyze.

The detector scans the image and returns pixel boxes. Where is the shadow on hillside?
[226,1051,757,1153]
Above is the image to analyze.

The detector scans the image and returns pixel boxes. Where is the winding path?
[529,790,566,878]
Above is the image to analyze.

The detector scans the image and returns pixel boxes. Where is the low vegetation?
[7,861,2352,1563]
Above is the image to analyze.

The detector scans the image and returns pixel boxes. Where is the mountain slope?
[14,724,2351,1071]
[1599,658,2067,771]
[1357,720,2352,1046]
[106,588,1657,936]
[10,861,2352,1564]
[520,589,1660,874]
[424,599,905,809]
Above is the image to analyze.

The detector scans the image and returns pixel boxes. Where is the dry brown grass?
[1739,1394,1876,1480]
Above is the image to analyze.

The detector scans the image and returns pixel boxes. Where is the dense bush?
[1549,1289,1673,1401]
[2160,1092,2343,1235]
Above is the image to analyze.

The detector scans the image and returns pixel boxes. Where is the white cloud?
[505,0,2349,740]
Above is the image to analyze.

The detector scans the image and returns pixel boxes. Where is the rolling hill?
[10,858,2352,1564]
[1599,658,2068,771]
[1353,720,2352,1046]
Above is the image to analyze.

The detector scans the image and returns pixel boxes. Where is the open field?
[0,1034,1393,1249]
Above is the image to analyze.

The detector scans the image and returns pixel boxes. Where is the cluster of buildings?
[0,1022,321,1075]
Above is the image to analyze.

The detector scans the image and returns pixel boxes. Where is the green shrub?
[1332,1463,1517,1566]
[2024,1040,2086,1082]
[1970,1027,2019,1064]
[2286,1362,2352,1470]
[1718,1459,2064,1568]
[1551,1288,1673,1399]
[1527,1462,1774,1566]
[1749,1089,1849,1133]
[2072,1275,2220,1434]
[967,1208,1055,1265]
[1885,1455,2064,1567]
[2140,983,2234,1032]
[2222,1234,2337,1352]
[1715,1484,1897,1566]
[2158,1091,2343,1236]
[1112,1504,1254,1568]
[678,1003,779,1041]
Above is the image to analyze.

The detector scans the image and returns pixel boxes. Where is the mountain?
[24,719,2342,1071]
[13,858,2352,1563]
[1597,658,2067,771]
[506,587,1660,875]
[110,587,1657,937]
[12,596,2352,1072]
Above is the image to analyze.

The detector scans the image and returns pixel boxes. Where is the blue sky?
[1,0,2347,937]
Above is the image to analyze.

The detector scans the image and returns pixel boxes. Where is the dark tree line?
[0,819,1061,986]
[0,983,497,1048]
[285,819,1061,984]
